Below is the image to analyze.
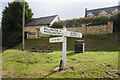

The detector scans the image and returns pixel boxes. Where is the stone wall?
[25,25,50,39]
[67,21,113,34]
[25,21,113,38]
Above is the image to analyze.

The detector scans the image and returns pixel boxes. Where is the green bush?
[51,13,120,32]
[111,13,120,32]
[51,15,111,28]
[3,30,22,48]
[2,1,33,49]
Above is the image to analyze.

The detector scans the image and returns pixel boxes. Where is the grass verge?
[2,49,118,78]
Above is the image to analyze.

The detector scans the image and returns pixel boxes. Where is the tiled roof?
[25,15,58,26]
[85,6,120,17]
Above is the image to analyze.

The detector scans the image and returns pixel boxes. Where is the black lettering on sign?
[70,32,77,37]
[44,27,63,35]
[51,38,61,41]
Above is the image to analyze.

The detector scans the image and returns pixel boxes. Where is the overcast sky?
[0,0,120,22]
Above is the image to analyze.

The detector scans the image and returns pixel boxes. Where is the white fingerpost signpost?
[40,26,82,69]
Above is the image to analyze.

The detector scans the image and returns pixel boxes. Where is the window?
[112,9,119,14]
[87,12,94,17]
[99,11,108,15]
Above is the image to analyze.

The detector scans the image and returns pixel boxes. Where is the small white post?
[62,27,67,69]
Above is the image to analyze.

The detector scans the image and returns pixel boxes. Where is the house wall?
[25,25,50,39]
[25,16,60,39]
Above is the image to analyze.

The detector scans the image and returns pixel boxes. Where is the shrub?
[111,13,120,32]
[51,13,120,32]
[51,15,111,28]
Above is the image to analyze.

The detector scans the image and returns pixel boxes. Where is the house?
[25,15,60,38]
[85,6,120,17]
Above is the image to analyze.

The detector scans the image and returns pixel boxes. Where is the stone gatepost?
[82,24,87,34]
[27,33,29,39]
[107,21,113,33]
[36,28,40,38]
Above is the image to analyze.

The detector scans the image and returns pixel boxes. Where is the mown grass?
[2,49,118,78]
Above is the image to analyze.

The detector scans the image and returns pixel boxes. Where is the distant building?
[25,15,60,38]
[25,15,60,27]
[85,6,120,17]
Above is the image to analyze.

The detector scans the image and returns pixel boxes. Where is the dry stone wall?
[25,22,113,38]
[66,21,113,34]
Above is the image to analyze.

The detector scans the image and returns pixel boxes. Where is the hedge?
[51,13,120,32]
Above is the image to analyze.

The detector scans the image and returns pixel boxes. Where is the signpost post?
[40,26,82,70]
[62,27,67,69]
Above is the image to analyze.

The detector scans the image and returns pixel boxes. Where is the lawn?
[2,49,118,78]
